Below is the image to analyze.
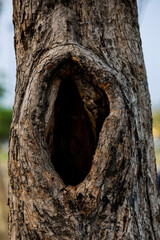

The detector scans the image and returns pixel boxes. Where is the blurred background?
[0,0,160,239]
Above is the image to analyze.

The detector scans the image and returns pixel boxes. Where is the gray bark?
[9,0,160,239]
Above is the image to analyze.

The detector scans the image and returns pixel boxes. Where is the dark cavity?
[49,76,109,186]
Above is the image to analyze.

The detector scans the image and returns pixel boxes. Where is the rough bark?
[9,0,160,239]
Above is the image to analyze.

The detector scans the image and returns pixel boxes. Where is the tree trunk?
[9,0,160,239]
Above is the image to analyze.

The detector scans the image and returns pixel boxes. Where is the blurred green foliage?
[0,107,12,139]
[156,148,160,167]
[0,86,5,98]
[0,148,8,163]
[153,112,160,139]
[152,111,160,167]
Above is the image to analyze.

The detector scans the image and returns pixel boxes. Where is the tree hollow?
[53,77,96,185]
[47,64,110,186]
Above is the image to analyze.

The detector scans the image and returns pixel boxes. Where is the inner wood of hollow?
[47,67,109,186]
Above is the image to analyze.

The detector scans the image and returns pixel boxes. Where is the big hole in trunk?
[53,78,96,185]
[48,68,110,186]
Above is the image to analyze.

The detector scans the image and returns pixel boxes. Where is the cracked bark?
[9,0,160,239]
